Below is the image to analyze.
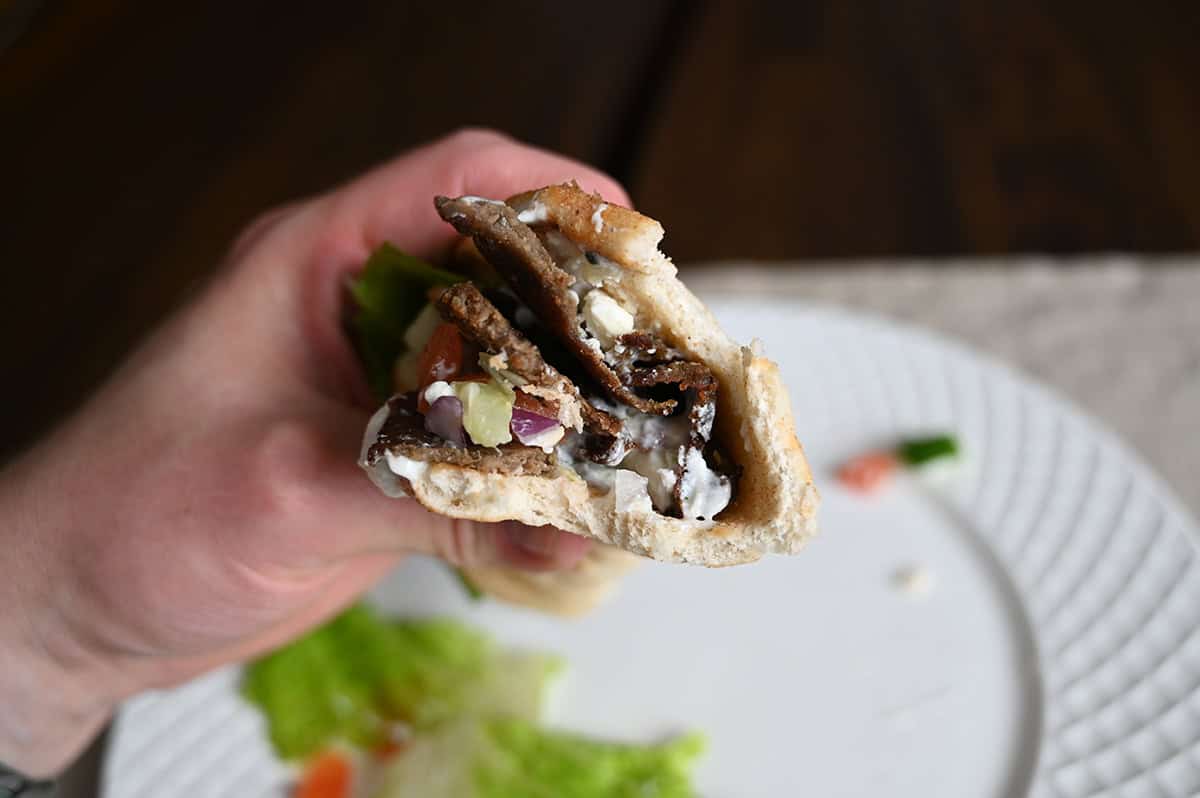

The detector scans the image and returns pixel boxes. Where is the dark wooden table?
[4,0,1200,458]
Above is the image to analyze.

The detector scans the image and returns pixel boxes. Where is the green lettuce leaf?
[374,718,705,798]
[241,604,557,760]
[347,243,464,400]
[244,605,705,795]
[475,720,705,798]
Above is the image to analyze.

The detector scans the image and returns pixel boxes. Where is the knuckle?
[243,420,326,523]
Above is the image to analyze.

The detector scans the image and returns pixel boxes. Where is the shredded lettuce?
[474,720,704,798]
[243,605,704,795]
[241,604,556,759]
[374,718,704,798]
[347,243,463,400]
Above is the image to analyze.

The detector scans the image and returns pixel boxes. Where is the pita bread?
[360,183,819,566]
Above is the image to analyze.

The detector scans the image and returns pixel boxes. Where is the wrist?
[0,450,119,778]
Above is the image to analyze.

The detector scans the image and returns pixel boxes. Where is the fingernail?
[503,523,560,559]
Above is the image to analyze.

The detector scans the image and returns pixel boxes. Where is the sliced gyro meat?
[434,281,621,439]
[626,361,719,446]
[434,195,676,415]
[365,393,557,478]
[610,331,680,375]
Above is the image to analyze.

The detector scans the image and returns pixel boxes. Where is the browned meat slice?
[610,331,680,379]
[436,282,552,381]
[614,331,676,361]
[511,390,561,422]
[365,394,557,477]
[435,282,621,438]
[625,359,724,514]
[626,361,718,444]
[434,195,674,415]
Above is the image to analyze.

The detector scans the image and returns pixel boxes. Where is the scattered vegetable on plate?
[837,434,961,494]
[242,604,704,797]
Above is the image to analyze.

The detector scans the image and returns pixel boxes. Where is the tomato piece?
[837,451,898,494]
[416,323,468,411]
[418,323,465,387]
[295,751,352,798]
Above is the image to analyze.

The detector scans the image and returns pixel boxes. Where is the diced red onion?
[510,407,560,446]
[424,395,466,445]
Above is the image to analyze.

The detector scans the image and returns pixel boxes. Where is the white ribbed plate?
[104,301,1200,798]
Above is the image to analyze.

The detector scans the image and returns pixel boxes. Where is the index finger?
[322,128,630,263]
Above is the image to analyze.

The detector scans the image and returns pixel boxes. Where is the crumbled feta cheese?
[422,380,455,406]
[581,289,635,346]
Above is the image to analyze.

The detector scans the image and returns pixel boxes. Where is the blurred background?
[3,0,1199,464]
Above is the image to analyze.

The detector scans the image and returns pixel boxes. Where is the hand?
[0,129,628,776]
